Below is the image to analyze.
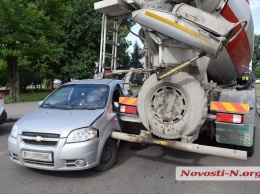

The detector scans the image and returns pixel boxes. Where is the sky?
[126,0,260,52]
[250,0,260,34]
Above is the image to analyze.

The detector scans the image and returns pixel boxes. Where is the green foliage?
[116,39,131,70]
[44,79,50,89]
[18,58,34,91]
[253,34,260,77]
[35,0,71,82]
[0,0,62,58]
[253,65,260,78]
[116,19,133,69]
[59,4,133,80]
[254,34,260,61]
[129,41,143,68]
[59,0,103,80]
[0,59,7,86]
[0,0,64,99]
[0,0,133,94]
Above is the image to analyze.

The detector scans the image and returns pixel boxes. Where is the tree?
[35,0,71,89]
[0,0,62,101]
[253,34,260,77]
[0,0,133,97]
[57,0,103,81]
[0,59,7,88]
[129,41,143,68]
[115,19,133,70]
[58,2,133,81]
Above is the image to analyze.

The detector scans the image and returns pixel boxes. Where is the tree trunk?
[39,79,42,90]
[7,56,20,102]
[51,78,54,89]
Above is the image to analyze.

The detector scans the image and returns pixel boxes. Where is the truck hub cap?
[150,86,186,124]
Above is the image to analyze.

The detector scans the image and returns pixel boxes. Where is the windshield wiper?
[41,103,57,108]
[69,104,96,110]
[56,104,73,110]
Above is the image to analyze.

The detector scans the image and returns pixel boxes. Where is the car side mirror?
[113,102,119,112]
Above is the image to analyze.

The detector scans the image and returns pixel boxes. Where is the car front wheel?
[95,138,118,172]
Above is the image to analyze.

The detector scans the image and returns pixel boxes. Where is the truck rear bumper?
[111,131,247,160]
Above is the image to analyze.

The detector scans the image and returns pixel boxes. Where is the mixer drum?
[207,0,254,84]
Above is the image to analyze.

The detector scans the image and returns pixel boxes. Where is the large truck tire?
[137,72,207,139]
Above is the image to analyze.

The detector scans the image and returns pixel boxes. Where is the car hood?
[17,108,104,137]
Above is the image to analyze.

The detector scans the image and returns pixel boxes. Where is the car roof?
[64,79,122,86]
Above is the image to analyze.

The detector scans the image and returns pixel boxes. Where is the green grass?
[1,89,53,104]
[132,85,141,90]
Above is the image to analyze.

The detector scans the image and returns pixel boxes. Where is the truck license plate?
[21,150,52,162]
[216,124,254,147]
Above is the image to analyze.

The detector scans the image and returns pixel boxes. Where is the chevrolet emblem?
[32,136,45,142]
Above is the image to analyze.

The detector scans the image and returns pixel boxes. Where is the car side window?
[119,82,132,97]
[112,84,122,103]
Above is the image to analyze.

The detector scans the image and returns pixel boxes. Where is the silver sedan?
[8,79,124,171]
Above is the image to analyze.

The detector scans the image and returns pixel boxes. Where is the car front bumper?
[8,135,100,171]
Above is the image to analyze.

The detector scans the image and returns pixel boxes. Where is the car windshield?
[41,84,109,110]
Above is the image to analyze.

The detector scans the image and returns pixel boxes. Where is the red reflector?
[0,93,3,100]
[216,113,243,124]
[120,105,138,115]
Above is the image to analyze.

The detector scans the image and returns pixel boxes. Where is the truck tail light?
[120,105,138,115]
[216,113,244,124]
[0,93,4,100]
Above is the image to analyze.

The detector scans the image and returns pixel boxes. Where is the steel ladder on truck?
[95,0,135,79]
[98,14,120,78]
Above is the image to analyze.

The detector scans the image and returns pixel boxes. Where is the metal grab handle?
[228,20,247,44]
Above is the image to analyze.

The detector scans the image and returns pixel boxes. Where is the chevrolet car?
[8,79,125,171]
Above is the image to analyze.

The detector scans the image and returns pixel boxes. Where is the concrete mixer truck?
[94,0,256,160]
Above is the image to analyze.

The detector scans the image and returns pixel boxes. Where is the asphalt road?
[0,120,260,194]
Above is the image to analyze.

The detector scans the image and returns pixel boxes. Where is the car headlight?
[67,128,98,143]
[10,123,19,139]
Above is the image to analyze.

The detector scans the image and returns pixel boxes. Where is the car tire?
[0,110,7,125]
[236,143,254,157]
[95,138,118,172]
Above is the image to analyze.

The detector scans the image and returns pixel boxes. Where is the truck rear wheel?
[137,72,207,139]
